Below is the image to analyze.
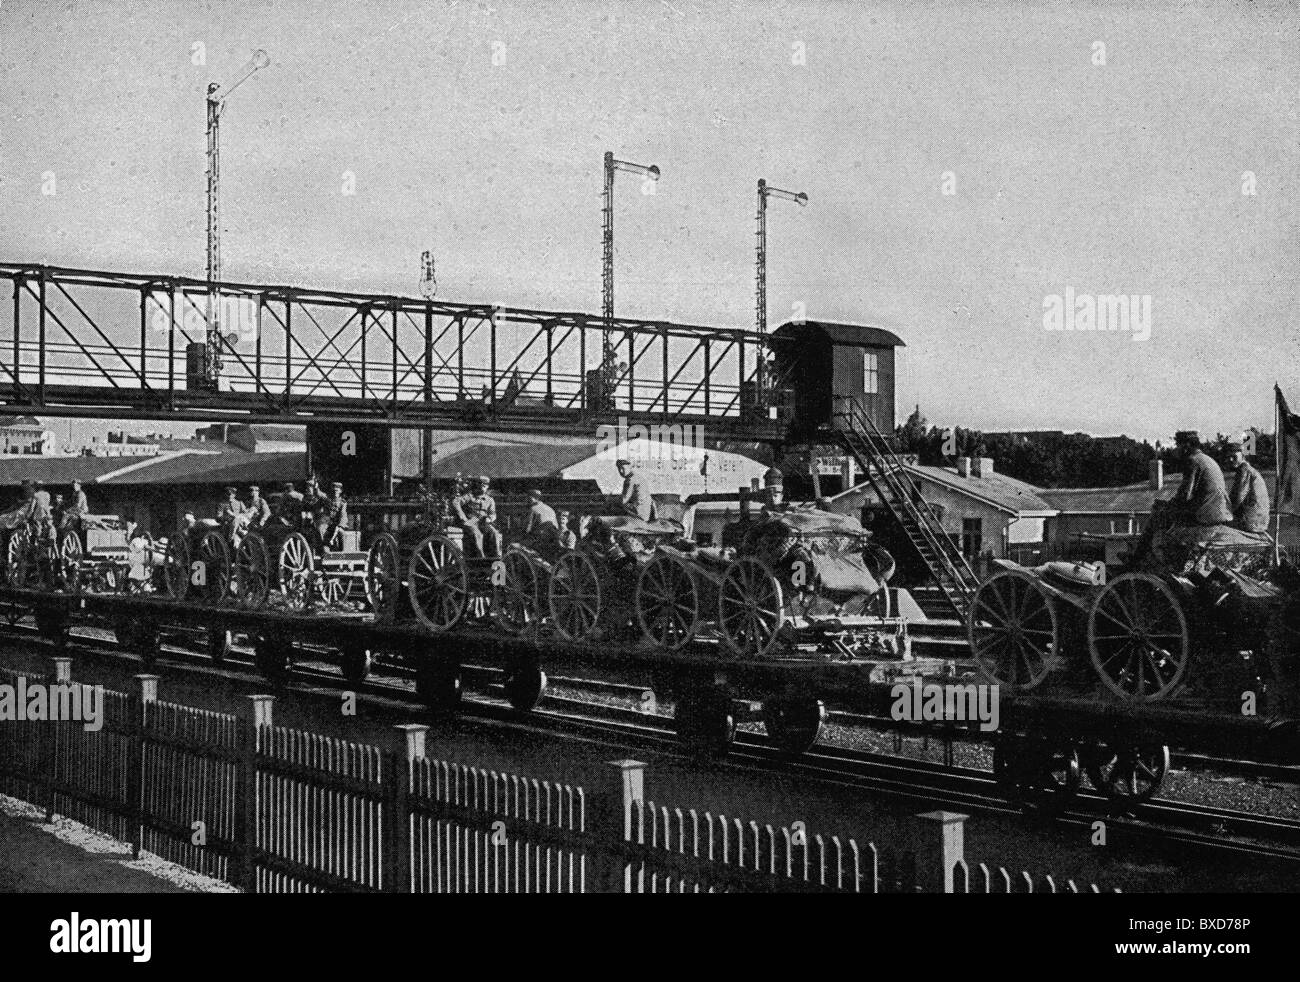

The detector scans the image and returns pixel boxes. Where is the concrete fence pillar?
[233,694,275,893]
[915,810,967,893]
[385,723,428,894]
[591,760,646,894]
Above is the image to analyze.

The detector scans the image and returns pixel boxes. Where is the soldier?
[1227,441,1270,534]
[523,489,558,548]
[246,485,272,529]
[217,486,246,527]
[68,478,88,520]
[315,481,349,550]
[275,481,304,526]
[760,468,791,518]
[617,459,652,521]
[1168,431,1233,528]
[556,509,577,550]
[452,474,502,558]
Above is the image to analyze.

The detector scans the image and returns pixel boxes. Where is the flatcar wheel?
[675,686,736,758]
[339,643,373,685]
[364,533,401,621]
[34,606,69,646]
[233,532,271,609]
[1087,573,1188,703]
[207,628,232,664]
[993,735,1081,810]
[503,660,548,712]
[162,531,191,600]
[635,551,700,651]
[967,569,1059,691]
[718,557,785,658]
[59,532,83,593]
[415,663,462,712]
[493,550,539,635]
[254,636,292,685]
[762,697,825,756]
[1086,743,1169,807]
[548,550,602,643]
[195,530,232,605]
[277,532,315,611]
[407,534,470,632]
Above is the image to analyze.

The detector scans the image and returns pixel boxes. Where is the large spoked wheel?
[365,533,402,621]
[762,697,825,756]
[162,532,191,600]
[967,569,1060,690]
[1086,743,1170,808]
[718,557,785,658]
[58,532,83,593]
[635,551,700,651]
[548,550,603,643]
[1087,573,1189,703]
[277,532,315,611]
[493,550,540,635]
[233,532,271,609]
[4,528,24,586]
[194,530,232,604]
[407,534,470,632]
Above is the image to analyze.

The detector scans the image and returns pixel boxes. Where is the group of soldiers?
[189,477,350,550]
[1161,431,1270,535]
[0,477,90,538]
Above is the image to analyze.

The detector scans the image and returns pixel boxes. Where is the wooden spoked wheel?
[718,557,785,658]
[1086,743,1170,806]
[195,530,232,604]
[407,533,470,632]
[277,532,315,611]
[365,533,401,621]
[493,550,540,634]
[4,529,25,586]
[233,532,271,608]
[547,550,603,643]
[635,551,700,651]
[14,531,48,591]
[967,569,1060,691]
[59,531,83,593]
[163,531,191,600]
[1087,573,1188,703]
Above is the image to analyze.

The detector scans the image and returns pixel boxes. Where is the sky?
[1,0,1298,447]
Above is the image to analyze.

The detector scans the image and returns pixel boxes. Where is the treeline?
[893,407,1275,489]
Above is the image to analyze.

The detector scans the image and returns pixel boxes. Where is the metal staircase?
[833,400,981,621]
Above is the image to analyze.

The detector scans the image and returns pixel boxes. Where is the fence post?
[233,694,275,893]
[39,657,74,822]
[128,674,158,855]
[915,810,967,893]
[385,723,427,894]
[589,759,645,894]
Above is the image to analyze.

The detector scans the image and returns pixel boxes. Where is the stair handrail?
[834,398,980,589]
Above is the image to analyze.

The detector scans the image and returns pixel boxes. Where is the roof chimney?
[972,457,994,478]
[957,457,971,478]
[1149,459,1163,491]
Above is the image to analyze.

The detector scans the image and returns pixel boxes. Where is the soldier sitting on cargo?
[1167,431,1233,529]
[522,489,559,551]
[245,485,272,529]
[312,481,348,551]
[1228,441,1271,534]
[760,468,792,518]
[452,475,502,558]
[273,481,305,527]
[556,510,577,550]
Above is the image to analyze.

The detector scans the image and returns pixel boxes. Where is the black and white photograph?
[0,0,1295,962]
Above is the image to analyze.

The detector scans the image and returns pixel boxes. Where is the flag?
[1277,385,1300,516]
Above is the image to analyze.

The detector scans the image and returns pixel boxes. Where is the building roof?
[904,464,1057,515]
[770,320,906,349]
[95,451,307,486]
[1041,470,1279,515]
[0,415,46,430]
[0,455,143,487]
[429,442,599,480]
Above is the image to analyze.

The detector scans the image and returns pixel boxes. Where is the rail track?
[4,616,1299,868]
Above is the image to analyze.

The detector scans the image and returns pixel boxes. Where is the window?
[962,518,983,558]
[862,352,878,394]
